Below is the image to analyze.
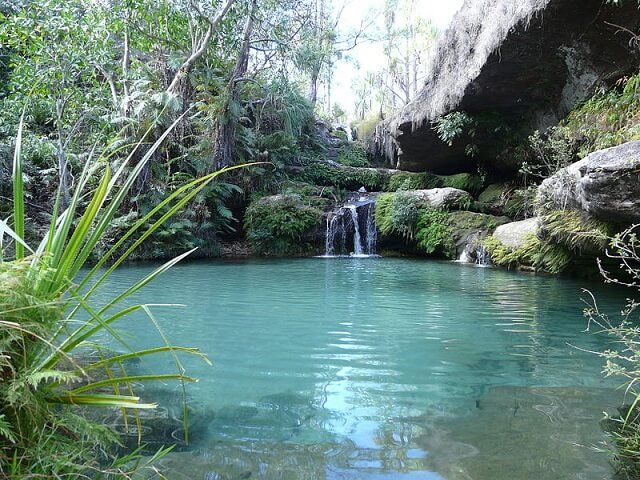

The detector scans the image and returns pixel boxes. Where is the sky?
[330,0,464,119]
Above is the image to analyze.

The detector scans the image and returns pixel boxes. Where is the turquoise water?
[98,258,626,479]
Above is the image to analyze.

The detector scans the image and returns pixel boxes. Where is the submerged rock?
[389,0,640,173]
[537,141,640,224]
[492,218,539,250]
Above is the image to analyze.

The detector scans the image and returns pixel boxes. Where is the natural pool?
[99,258,627,479]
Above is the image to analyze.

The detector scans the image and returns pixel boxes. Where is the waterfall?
[457,235,491,266]
[347,205,364,256]
[323,196,377,257]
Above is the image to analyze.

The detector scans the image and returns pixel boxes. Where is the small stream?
[96,258,626,479]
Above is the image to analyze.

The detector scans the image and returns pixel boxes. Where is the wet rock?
[492,217,539,250]
[537,141,640,224]
[447,211,510,258]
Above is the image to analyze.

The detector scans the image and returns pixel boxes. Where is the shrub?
[244,194,322,255]
[375,192,420,240]
[337,142,369,167]
[433,111,475,146]
[415,208,455,257]
[503,186,537,219]
[583,225,640,476]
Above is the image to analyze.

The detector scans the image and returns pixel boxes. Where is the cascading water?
[457,235,491,266]
[323,195,377,257]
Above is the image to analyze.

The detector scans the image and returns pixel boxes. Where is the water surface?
[98,258,626,479]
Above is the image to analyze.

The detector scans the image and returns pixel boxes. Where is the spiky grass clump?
[0,112,242,476]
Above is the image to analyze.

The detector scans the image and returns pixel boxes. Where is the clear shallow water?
[96,258,626,479]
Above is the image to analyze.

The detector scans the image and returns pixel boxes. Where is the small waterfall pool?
[97,258,627,479]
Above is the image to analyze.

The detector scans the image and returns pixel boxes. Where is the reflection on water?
[95,258,625,479]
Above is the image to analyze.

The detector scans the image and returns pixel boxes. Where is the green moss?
[415,208,455,257]
[337,142,369,167]
[484,234,573,274]
[387,172,442,191]
[375,192,420,239]
[292,162,391,191]
[244,194,322,256]
[541,210,613,252]
[560,74,640,158]
[440,173,485,195]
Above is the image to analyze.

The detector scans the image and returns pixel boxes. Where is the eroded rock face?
[390,0,640,173]
[537,141,640,224]
[493,217,540,250]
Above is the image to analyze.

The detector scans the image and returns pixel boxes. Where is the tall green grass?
[0,112,250,477]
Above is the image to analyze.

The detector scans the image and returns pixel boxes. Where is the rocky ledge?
[388,0,640,173]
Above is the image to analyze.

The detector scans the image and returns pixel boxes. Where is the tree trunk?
[213,0,257,170]
[308,68,319,105]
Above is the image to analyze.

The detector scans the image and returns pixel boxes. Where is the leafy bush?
[375,192,419,240]
[433,111,475,146]
[520,128,574,181]
[503,186,537,220]
[416,208,454,257]
[244,194,322,255]
[337,142,369,167]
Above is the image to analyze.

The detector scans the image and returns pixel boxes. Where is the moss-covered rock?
[440,173,485,196]
[244,194,323,256]
[376,189,507,259]
[485,210,613,274]
[287,163,392,191]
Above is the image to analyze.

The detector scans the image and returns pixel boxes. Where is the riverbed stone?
[492,217,539,250]
[537,141,640,224]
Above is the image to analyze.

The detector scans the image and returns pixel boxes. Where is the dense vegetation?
[1,0,640,476]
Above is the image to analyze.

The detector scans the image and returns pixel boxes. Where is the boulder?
[493,217,540,250]
[537,141,640,224]
[388,0,640,173]
[407,187,472,210]
[447,211,510,258]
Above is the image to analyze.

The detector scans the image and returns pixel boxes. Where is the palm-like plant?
[0,111,247,477]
